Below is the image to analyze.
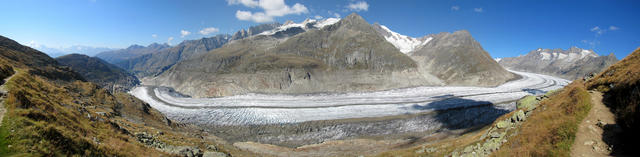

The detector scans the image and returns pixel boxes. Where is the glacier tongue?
[378,25,431,54]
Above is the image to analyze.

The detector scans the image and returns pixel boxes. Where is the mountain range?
[142,13,515,97]
[498,47,618,80]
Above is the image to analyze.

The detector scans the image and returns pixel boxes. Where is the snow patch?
[314,18,340,28]
[378,25,430,54]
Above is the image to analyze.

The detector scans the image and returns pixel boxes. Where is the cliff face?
[499,47,618,80]
[149,13,443,97]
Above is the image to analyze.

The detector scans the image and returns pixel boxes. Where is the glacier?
[130,71,569,126]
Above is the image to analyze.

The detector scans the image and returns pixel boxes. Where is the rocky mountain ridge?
[498,47,618,80]
[146,13,514,97]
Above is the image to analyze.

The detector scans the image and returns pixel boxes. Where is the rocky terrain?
[498,47,618,80]
[55,54,140,92]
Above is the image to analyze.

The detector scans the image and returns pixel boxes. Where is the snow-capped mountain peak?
[373,24,431,54]
[258,18,340,36]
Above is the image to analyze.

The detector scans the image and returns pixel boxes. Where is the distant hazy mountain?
[56,54,140,92]
[95,43,170,64]
[498,47,618,80]
[32,45,115,57]
[148,13,444,97]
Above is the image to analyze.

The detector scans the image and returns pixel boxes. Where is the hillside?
[586,47,640,154]
[499,47,618,80]
[56,54,140,92]
[0,35,232,156]
[149,13,440,97]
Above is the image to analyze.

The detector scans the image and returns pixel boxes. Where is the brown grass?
[585,47,640,154]
[493,80,592,156]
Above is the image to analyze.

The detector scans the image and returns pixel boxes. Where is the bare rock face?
[149,13,442,97]
[410,30,517,86]
[498,47,618,80]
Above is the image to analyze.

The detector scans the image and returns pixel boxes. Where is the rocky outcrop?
[499,47,618,80]
[150,13,443,97]
[56,54,140,92]
[448,93,551,157]
[231,23,281,40]
[134,132,228,157]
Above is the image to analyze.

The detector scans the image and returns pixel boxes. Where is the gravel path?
[570,91,620,157]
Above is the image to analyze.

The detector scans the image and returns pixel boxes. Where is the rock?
[490,132,502,138]
[496,120,510,129]
[584,140,595,146]
[596,120,606,128]
[463,146,474,153]
[206,145,218,151]
[516,96,539,112]
[516,110,526,121]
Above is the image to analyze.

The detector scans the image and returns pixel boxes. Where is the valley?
[130,70,568,147]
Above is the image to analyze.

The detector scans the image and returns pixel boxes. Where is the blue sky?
[0,0,639,59]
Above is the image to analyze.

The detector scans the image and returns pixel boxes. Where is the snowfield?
[130,71,569,126]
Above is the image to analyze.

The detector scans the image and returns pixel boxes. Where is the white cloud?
[167,37,174,45]
[591,26,604,35]
[314,15,323,19]
[151,34,157,38]
[199,27,220,35]
[474,8,483,13]
[609,25,619,31]
[180,30,191,38]
[451,6,460,11]
[228,0,309,23]
[347,1,369,12]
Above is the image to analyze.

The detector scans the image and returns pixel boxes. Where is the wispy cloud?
[474,8,483,13]
[180,30,191,38]
[314,15,323,19]
[346,1,369,12]
[167,37,174,45]
[228,0,308,23]
[591,26,605,35]
[151,34,157,38]
[199,27,219,35]
[609,25,619,31]
[451,6,460,11]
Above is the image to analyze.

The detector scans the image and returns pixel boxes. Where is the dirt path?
[0,71,16,127]
[570,91,616,157]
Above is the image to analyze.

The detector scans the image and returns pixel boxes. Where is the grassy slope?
[0,35,240,156]
[493,81,592,156]
[586,47,640,153]
[0,70,167,156]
